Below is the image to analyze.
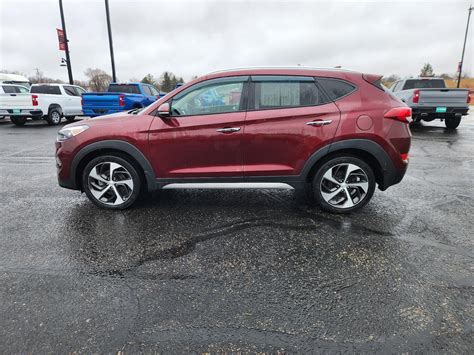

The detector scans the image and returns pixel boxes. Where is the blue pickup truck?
[81,83,164,117]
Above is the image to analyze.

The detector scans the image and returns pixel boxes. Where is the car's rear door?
[148,76,249,179]
[243,75,341,176]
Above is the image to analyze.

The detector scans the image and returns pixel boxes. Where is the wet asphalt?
[0,115,473,353]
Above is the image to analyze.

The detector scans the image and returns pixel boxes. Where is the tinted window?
[172,81,244,116]
[2,86,17,93]
[108,84,140,94]
[149,86,159,95]
[317,78,356,101]
[142,86,152,96]
[18,86,29,93]
[64,86,77,96]
[30,85,61,95]
[402,79,446,90]
[74,87,86,95]
[253,77,326,109]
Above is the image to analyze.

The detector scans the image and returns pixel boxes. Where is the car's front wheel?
[311,156,376,213]
[82,155,142,210]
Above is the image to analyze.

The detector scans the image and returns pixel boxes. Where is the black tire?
[82,155,142,210]
[311,156,376,213]
[445,116,461,130]
[10,116,27,126]
[46,108,62,125]
[65,116,76,122]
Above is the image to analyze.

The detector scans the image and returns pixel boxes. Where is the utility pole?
[58,0,74,84]
[457,5,473,88]
[105,0,117,82]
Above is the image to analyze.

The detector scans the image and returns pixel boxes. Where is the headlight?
[57,125,89,141]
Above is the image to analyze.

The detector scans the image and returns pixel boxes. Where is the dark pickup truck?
[82,83,164,117]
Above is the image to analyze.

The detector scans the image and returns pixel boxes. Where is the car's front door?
[148,76,249,179]
[63,85,82,115]
[243,75,341,176]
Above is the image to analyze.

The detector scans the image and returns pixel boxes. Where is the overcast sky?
[1,0,472,82]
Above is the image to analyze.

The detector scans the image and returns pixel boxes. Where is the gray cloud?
[1,0,472,82]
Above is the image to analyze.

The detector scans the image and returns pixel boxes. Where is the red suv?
[56,68,411,213]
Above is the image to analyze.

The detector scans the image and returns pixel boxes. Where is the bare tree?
[84,68,112,92]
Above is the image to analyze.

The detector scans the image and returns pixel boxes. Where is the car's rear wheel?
[46,108,62,125]
[445,116,461,130]
[10,116,27,126]
[82,155,142,210]
[311,156,376,213]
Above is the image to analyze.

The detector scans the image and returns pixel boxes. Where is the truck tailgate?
[82,93,121,109]
[0,93,32,108]
[418,89,469,106]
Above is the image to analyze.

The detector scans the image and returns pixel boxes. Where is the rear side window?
[108,84,140,94]
[142,86,153,96]
[317,78,356,101]
[64,86,77,96]
[30,85,61,95]
[2,86,17,93]
[252,76,327,109]
[402,79,446,90]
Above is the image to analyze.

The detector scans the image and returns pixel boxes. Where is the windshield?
[403,79,446,90]
[108,84,140,94]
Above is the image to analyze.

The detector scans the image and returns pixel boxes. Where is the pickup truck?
[81,83,162,117]
[0,84,30,120]
[389,78,471,129]
[0,83,86,126]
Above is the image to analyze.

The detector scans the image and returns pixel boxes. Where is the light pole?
[58,0,74,84]
[105,0,117,82]
[457,5,473,88]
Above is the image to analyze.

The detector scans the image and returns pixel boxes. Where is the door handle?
[216,127,241,133]
[306,120,332,126]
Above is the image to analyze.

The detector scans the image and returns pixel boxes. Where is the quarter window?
[317,78,356,101]
[172,81,244,116]
[253,77,326,109]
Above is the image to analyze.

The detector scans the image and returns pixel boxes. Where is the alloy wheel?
[51,111,61,124]
[88,162,134,206]
[320,163,369,209]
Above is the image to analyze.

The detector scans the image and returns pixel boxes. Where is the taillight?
[412,89,420,103]
[32,95,38,106]
[467,90,472,104]
[400,153,409,162]
[80,96,83,106]
[119,94,125,106]
[384,107,412,123]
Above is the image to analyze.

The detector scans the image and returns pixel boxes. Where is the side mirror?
[157,102,170,117]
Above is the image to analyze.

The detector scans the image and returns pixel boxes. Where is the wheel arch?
[301,139,398,190]
[48,103,63,114]
[71,140,157,191]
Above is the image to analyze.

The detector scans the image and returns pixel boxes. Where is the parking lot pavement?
[0,115,473,353]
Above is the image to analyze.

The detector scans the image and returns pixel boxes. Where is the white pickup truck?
[0,83,86,126]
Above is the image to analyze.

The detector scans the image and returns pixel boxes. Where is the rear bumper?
[411,106,469,117]
[0,109,43,117]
